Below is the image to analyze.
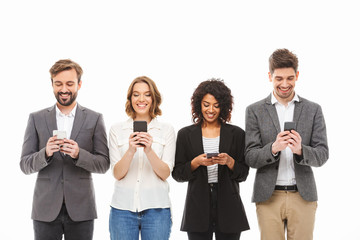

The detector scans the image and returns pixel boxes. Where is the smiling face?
[269,67,299,104]
[52,68,82,109]
[131,82,153,120]
[201,93,220,124]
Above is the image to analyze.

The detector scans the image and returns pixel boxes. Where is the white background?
[1,0,359,239]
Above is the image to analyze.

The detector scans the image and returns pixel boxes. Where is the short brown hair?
[191,78,233,125]
[269,48,298,74]
[125,76,162,119]
[49,59,83,83]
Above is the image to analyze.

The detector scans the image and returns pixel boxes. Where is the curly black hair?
[191,78,233,125]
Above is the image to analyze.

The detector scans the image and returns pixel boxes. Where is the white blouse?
[109,118,176,212]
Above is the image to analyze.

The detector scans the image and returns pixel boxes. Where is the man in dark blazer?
[245,49,329,240]
[20,59,110,240]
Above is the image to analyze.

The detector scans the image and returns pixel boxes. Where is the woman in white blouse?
[109,76,175,240]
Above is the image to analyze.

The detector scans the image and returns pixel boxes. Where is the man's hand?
[46,136,64,158]
[287,130,302,155]
[60,139,80,159]
[272,131,292,155]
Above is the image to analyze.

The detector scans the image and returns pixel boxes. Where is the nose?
[139,94,145,101]
[60,85,68,93]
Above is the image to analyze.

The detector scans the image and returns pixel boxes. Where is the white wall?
[1,0,359,239]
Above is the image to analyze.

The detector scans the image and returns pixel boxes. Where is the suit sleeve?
[20,113,49,175]
[295,105,329,167]
[229,128,249,182]
[172,128,196,182]
[245,106,279,169]
[75,114,110,173]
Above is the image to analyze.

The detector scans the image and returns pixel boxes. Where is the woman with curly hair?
[172,79,250,239]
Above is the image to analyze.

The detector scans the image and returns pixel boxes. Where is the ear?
[268,72,273,82]
[78,80,82,90]
[296,71,299,81]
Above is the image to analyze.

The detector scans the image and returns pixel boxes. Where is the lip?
[136,103,148,109]
[278,87,291,94]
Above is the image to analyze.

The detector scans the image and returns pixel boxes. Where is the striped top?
[203,136,220,183]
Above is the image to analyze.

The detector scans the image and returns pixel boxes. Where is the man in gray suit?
[20,59,110,240]
[245,49,329,240]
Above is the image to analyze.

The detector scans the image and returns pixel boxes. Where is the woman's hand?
[135,132,153,154]
[212,153,235,170]
[191,153,214,171]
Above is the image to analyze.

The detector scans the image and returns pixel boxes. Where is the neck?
[56,101,77,115]
[134,114,152,124]
[274,91,295,107]
[202,120,221,129]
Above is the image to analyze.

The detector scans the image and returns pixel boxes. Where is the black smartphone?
[284,121,296,132]
[133,121,147,132]
[206,152,219,159]
[133,121,147,146]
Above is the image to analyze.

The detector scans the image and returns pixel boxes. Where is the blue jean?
[109,207,172,240]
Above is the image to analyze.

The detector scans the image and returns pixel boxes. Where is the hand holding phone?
[53,130,67,139]
[133,121,147,146]
[206,152,219,159]
[284,121,296,132]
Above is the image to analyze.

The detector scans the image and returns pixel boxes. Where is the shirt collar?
[271,92,299,105]
[56,103,77,118]
[122,117,161,130]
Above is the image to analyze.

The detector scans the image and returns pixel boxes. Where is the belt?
[275,185,298,191]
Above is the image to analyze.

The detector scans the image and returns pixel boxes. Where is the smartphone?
[133,121,147,146]
[53,130,67,139]
[284,121,296,132]
[206,152,219,159]
[133,121,147,132]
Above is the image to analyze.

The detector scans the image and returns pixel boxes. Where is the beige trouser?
[256,190,317,240]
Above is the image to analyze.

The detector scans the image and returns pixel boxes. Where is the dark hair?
[191,78,233,124]
[49,59,83,83]
[269,48,298,74]
[125,76,162,119]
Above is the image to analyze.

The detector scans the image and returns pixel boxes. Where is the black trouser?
[187,183,241,240]
[33,203,94,240]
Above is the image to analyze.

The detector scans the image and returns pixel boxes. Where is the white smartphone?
[53,130,67,139]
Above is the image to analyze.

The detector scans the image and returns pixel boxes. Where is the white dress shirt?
[271,92,299,186]
[56,104,77,139]
[109,118,176,212]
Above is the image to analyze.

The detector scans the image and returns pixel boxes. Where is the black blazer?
[172,123,250,233]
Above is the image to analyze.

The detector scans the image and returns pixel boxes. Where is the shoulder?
[246,96,269,111]
[298,96,322,110]
[177,124,198,138]
[222,123,245,136]
[28,105,54,118]
[110,120,131,133]
[78,104,102,117]
[156,120,175,133]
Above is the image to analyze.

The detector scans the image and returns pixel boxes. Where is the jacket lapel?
[265,94,281,133]
[219,123,231,154]
[293,96,304,126]
[70,104,86,140]
[45,105,57,136]
[189,124,204,156]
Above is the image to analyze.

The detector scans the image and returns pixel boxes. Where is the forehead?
[272,67,296,77]
[202,93,218,103]
[53,69,78,82]
[133,82,150,92]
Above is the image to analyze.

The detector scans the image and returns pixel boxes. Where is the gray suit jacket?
[245,94,329,203]
[20,104,110,222]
